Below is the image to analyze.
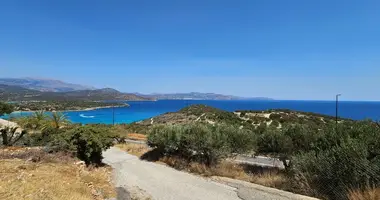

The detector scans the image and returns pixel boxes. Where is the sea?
[4,100,380,124]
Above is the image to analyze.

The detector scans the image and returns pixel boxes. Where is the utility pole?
[336,94,341,129]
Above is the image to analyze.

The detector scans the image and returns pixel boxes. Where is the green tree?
[148,123,256,165]
[0,102,13,116]
[291,140,380,200]
[52,126,113,165]
[256,124,321,170]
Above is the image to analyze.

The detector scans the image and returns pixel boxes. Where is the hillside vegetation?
[236,108,348,128]
[138,104,250,126]
[3,102,380,200]
[135,105,342,132]
[129,104,380,200]
[1,103,118,199]
[0,84,151,101]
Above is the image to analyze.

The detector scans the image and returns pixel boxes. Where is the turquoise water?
[5,100,380,124]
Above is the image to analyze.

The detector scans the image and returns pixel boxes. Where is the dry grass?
[348,187,380,200]
[127,133,147,141]
[249,170,287,188]
[115,143,151,157]
[0,148,116,200]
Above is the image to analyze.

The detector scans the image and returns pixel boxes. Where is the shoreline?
[12,104,130,113]
[72,104,130,112]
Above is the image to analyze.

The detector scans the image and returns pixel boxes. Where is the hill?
[235,109,347,128]
[0,84,151,101]
[136,92,272,100]
[137,104,250,126]
[0,77,95,92]
[135,104,347,129]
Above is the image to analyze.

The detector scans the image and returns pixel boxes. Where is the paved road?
[103,147,241,200]
[103,147,316,200]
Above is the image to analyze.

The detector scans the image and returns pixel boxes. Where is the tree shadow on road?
[140,148,164,162]
[239,163,282,175]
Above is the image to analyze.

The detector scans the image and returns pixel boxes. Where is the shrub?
[148,123,256,165]
[291,141,380,200]
[51,126,113,165]
[257,127,287,154]
[269,113,282,121]
[256,124,321,169]
[25,127,64,146]
[240,111,246,117]
[270,120,280,127]
[0,102,13,116]
[274,121,380,199]
[215,124,257,154]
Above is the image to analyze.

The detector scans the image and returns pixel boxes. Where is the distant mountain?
[0,77,272,101]
[0,84,151,101]
[0,77,95,92]
[136,92,273,100]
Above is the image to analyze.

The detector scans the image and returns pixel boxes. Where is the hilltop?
[235,108,346,128]
[135,104,347,129]
[0,84,151,101]
[137,104,250,126]
[0,77,95,92]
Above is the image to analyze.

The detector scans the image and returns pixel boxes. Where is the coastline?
[13,104,130,113]
[76,104,130,112]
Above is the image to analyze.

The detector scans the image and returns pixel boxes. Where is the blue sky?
[1,0,379,100]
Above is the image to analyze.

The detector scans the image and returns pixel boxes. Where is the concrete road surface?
[235,155,285,169]
[103,147,317,200]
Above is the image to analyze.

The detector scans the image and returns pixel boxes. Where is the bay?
[6,100,380,124]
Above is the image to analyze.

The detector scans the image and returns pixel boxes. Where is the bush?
[291,141,380,200]
[25,127,64,146]
[256,124,321,169]
[0,102,13,116]
[216,125,257,154]
[270,120,280,127]
[51,126,113,165]
[269,113,282,121]
[257,121,380,199]
[148,123,256,165]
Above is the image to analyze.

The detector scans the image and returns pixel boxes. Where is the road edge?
[211,176,320,200]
